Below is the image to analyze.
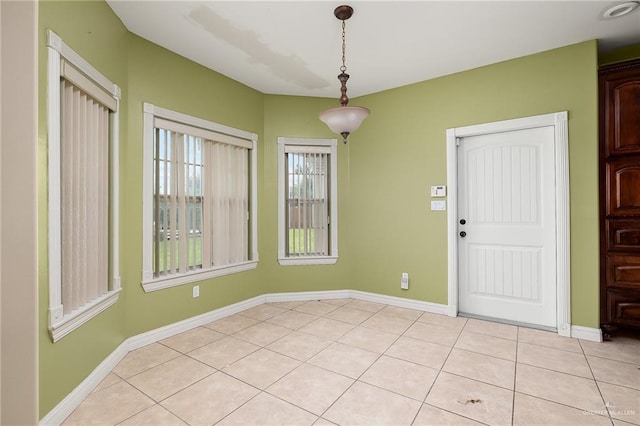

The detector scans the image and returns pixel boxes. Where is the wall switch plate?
[192,285,200,298]
[401,272,409,290]
[431,200,446,211]
[430,185,446,197]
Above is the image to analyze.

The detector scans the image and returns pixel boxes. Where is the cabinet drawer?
[606,255,640,289]
[606,220,640,252]
[607,290,640,327]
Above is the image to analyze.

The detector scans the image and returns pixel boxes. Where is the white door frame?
[446,112,571,337]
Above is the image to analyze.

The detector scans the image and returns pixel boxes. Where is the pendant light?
[319,5,370,144]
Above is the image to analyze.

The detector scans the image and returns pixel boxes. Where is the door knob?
[459,231,467,237]
[459,219,466,225]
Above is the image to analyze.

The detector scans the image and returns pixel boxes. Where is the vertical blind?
[153,130,203,275]
[208,141,249,266]
[153,122,250,277]
[284,148,330,256]
[60,68,112,314]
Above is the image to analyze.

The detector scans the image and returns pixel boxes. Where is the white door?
[457,126,557,327]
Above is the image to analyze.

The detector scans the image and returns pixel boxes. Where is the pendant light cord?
[340,20,347,73]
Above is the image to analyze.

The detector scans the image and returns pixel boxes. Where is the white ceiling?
[107,1,640,98]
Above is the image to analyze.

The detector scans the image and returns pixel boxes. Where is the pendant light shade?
[319,5,369,143]
[319,105,370,141]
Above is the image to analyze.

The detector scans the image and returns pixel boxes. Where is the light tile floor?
[63,298,640,425]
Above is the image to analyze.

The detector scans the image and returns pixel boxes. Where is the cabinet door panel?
[604,78,640,156]
[606,159,640,216]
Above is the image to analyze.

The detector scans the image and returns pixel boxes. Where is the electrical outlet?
[192,285,200,298]
[401,273,409,290]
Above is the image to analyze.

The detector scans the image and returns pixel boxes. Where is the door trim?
[446,112,571,337]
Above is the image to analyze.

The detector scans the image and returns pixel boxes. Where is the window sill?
[278,256,338,266]
[49,288,121,342]
[141,260,258,292]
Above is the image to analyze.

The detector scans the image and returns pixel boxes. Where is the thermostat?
[431,185,446,197]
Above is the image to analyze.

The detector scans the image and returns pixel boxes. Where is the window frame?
[142,103,259,292]
[277,137,338,266]
[47,30,121,342]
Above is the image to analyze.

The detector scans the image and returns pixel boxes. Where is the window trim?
[277,137,338,266]
[142,103,259,291]
[47,30,121,342]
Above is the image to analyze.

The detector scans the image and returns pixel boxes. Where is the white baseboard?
[350,290,450,315]
[38,289,447,424]
[127,295,265,350]
[39,343,129,425]
[571,324,603,342]
[263,289,351,303]
[262,289,450,316]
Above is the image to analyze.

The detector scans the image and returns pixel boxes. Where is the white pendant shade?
[319,105,370,135]
[319,5,369,143]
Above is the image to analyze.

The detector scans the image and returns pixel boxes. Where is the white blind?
[154,117,252,149]
[208,142,249,265]
[153,130,203,275]
[285,151,329,256]
[153,127,249,277]
[61,60,117,111]
[60,79,110,313]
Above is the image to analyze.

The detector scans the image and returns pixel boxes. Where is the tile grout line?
[121,360,219,425]
[579,338,616,425]
[214,303,317,424]
[227,299,388,425]
[204,301,326,425]
[507,337,617,424]
[144,305,295,426]
[512,389,616,422]
[415,316,498,426]
[584,351,640,367]
[517,339,587,356]
[359,330,421,425]
[299,301,436,423]
[513,333,615,423]
[342,311,431,411]
[313,302,393,423]
[511,326,520,426]
[407,315,469,425]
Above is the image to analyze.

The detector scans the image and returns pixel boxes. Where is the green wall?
[38,0,606,418]
[346,41,600,326]
[38,1,268,417]
[123,35,266,337]
[260,95,354,293]
[38,0,129,416]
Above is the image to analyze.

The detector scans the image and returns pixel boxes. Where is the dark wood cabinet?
[600,59,640,339]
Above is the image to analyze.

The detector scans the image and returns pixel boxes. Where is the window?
[47,30,121,342]
[277,137,338,265]
[142,103,258,291]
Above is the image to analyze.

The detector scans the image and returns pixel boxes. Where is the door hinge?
[456,137,461,147]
